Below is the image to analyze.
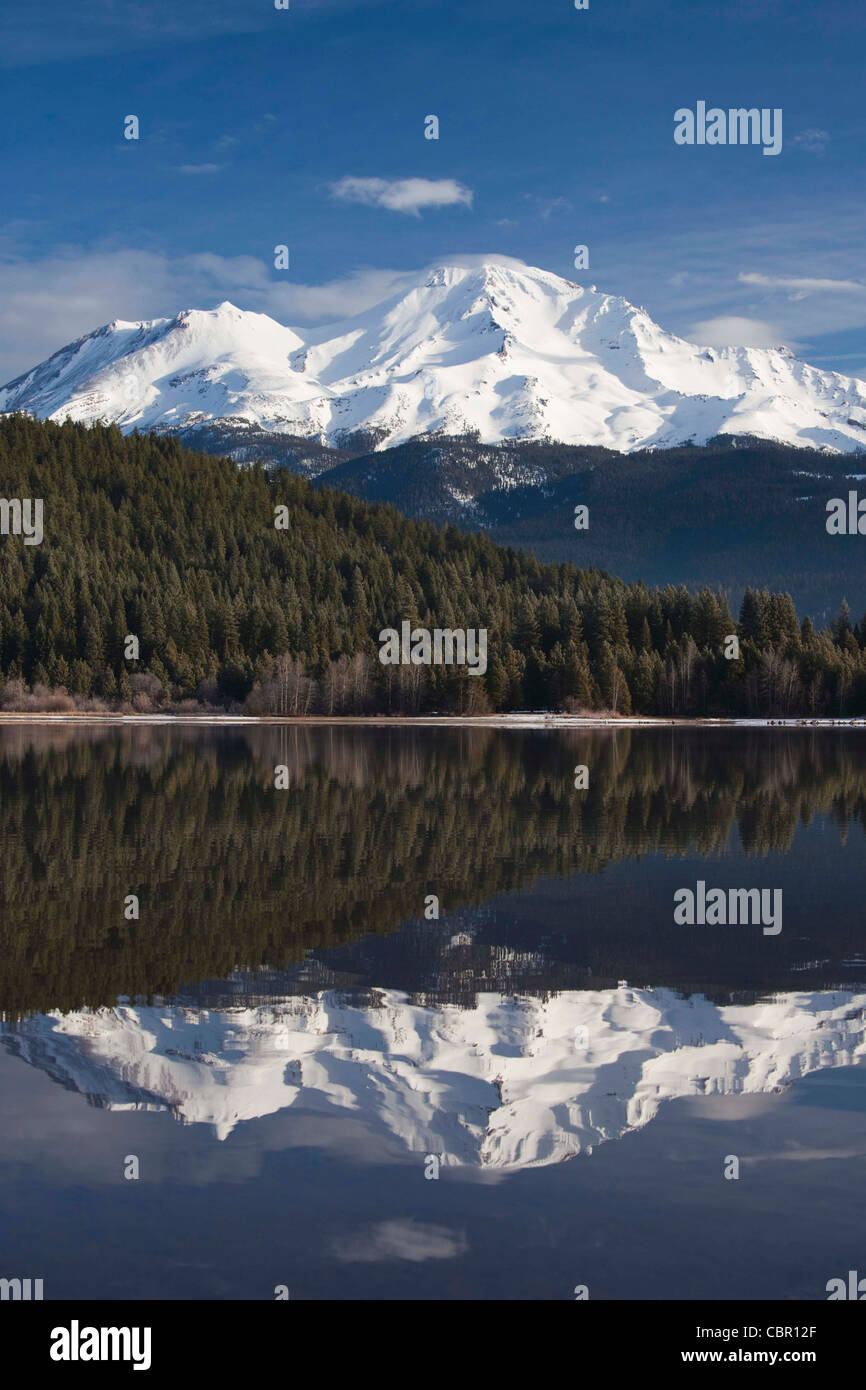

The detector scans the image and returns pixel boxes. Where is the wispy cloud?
[176,164,224,176]
[329,176,473,216]
[744,1145,866,1165]
[739,271,866,296]
[523,194,571,222]
[3,0,399,67]
[2,0,272,67]
[689,315,787,348]
[791,128,831,153]
[330,1220,468,1264]
[0,244,422,381]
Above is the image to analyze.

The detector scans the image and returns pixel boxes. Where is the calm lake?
[1,724,865,1301]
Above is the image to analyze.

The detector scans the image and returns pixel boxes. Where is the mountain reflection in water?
[3,985,865,1165]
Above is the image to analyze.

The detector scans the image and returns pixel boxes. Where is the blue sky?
[1,0,864,381]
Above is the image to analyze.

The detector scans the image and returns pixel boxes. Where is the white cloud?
[0,246,429,382]
[524,195,571,222]
[688,315,787,348]
[330,1220,468,1264]
[791,129,830,153]
[271,267,416,320]
[739,271,866,296]
[437,251,524,266]
[745,1146,866,1164]
[176,163,224,175]
[329,176,473,216]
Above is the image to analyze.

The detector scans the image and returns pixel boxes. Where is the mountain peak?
[2,259,865,452]
[170,301,250,328]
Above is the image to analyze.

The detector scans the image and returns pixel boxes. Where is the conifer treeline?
[0,414,864,716]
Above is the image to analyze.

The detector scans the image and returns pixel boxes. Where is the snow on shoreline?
[0,713,863,729]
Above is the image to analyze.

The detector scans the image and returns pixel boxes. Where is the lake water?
[1,724,865,1301]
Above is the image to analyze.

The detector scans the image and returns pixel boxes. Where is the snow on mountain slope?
[0,303,317,435]
[3,262,866,453]
[3,986,865,1165]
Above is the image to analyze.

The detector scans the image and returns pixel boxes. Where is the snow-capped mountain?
[4,986,865,1165]
[3,261,866,453]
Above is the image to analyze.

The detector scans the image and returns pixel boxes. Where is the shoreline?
[0,712,864,728]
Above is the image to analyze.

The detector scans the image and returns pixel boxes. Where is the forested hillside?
[0,414,864,717]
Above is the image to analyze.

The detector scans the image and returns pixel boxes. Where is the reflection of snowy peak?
[4,261,866,452]
[4,988,866,1166]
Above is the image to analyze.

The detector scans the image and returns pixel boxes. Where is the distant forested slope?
[177,423,866,616]
[305,433,866,620]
